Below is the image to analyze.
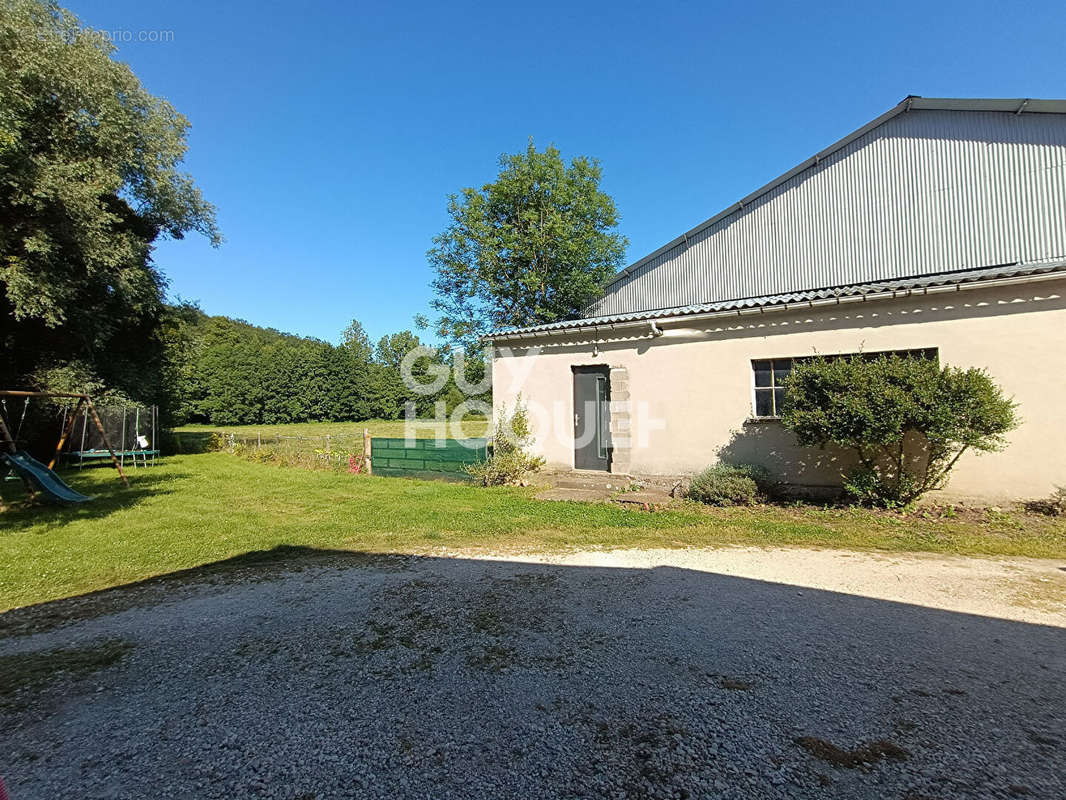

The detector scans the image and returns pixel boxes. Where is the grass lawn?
[1,452,1064,612]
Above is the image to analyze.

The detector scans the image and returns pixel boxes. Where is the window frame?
[750,358,792,419]
[749,347,939,421]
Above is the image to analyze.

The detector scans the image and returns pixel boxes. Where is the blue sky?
[68,0,1066,345]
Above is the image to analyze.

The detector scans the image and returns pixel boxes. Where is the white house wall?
[494,279,1066,502]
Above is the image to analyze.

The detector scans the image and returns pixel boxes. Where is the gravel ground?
[2,546,1064,799]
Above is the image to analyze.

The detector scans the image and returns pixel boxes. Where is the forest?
[160,307,488,426]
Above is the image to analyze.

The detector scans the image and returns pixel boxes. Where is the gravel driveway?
[2,546,1064,799]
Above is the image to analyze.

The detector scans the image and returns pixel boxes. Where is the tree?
[341,320,373,360]
[780,354,1019,506]
[332,319,376,420]
[0,0,219,401]
[157,302,207,425]
[427,141,627,346]
[364,361,405,420]
[190,318,266,425]
[375,331,456,417]
[375,330,422,370]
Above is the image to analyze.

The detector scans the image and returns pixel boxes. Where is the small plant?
[1025,486,1066,517]
[687,464,770,507]
[841,465,915,510]
[986,507,1024,530]
[466,397,545,486]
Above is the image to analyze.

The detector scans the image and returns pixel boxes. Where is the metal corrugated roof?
[592,110,1066,316]
[486,260,1066,339]
[600,96,1066,294]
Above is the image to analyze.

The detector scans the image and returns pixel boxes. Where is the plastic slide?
[1,450,92,504]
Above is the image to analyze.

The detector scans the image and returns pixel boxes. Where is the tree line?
[161,306,487,427]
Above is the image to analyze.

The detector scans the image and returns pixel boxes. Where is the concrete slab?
[534,487,611,503]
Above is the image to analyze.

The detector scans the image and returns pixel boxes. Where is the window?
[752,359,791,418]
[751,348,939,419]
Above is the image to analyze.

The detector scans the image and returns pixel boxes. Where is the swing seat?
[1,451,92,504]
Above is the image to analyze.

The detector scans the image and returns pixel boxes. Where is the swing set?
[0,390,128,504]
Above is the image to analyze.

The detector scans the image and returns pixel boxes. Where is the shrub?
[1026,486,1066,517]
[840,465,920,508]
[687,464,770,506]
[781,354,1018,507]
[466,398,545,486]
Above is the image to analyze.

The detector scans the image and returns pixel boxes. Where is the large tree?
[427,141,627,346]
[0,0,219,402]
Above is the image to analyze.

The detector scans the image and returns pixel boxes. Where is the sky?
[66,0,1066,345]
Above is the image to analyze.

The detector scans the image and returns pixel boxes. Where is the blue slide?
[2,451,92,504]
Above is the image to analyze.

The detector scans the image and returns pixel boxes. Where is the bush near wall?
[466,400,545,487]
[687,464,773,506]
[780,354,1018,507]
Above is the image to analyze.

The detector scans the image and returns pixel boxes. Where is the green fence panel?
[370,438,489,481]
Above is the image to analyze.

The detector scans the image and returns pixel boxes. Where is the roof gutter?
[487,270,1066,344]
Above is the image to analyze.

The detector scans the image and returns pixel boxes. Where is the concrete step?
[534,487,611,503]
[554,480,626,492]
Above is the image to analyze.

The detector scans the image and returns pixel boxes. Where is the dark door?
[573,366,611,471]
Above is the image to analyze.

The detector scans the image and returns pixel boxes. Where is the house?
[487,97,1066,501]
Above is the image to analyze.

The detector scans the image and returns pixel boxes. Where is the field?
[173,418,492,446]
[2,452,1065,612]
